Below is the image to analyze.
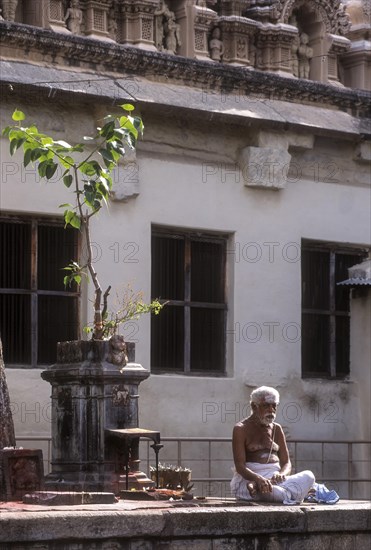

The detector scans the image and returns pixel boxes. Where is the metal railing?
[16,436,371,500]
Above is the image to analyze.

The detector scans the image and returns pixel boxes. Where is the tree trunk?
[0,335,16,448]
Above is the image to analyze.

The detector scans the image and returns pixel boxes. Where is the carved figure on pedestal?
[237,38,247,60]
[291,33,300,77]
[288,13,300,77]
[298,33,313,79]
[209,27,224,61]
[64,0,83,35]
[107,335,128,367]
[108,1,118,41]
[155,0,180,54]
[249,39,256,67]
[165,15,181,54]
[1,0,18,21]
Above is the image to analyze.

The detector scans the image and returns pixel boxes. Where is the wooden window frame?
[0,215,80,368]
[151,227,228,376]
[301,240,368,379]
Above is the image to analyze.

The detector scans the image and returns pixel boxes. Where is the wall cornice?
[0,22,370,116]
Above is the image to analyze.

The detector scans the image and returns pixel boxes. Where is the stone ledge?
[1,61,369,142]
[0,500,369,544]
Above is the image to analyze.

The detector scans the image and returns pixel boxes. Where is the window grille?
[50,0,63,22]
[195,30,205,52]
[142,18,153,41]
[93,9,105,31]
[0,217,80,367]
[301,241,367,378]
[151,228,227,375]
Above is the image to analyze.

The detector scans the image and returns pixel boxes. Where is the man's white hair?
[250,386,280,405]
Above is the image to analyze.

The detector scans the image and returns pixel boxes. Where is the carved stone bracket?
[218,16,258,66]
[239,146,291,189]
[110,149,139,202]
[354,142,371,164]
[239,131,292,189]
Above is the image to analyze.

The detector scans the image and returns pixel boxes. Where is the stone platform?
[0,498,370,549]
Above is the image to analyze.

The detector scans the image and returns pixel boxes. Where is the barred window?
[151,227,227,375]
[301,241,367,378]
[0,216,80,367]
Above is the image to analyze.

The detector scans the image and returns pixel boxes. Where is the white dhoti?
[230,462,315,505]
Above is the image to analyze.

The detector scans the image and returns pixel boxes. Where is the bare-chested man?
[231,386,315,504]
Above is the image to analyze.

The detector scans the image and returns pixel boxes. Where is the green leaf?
[120,104,135,112]
[10,138,19,156]
[71,144,84,152]
[133,116,144,134]
[119,116,138,139]
[12,109,26,121]
[40,136,54,146]
[45,162,58,180]
[79,161,100,176]
[60,156,75,169]
[2,126,11,137]
[64,210,75,225]
[74,275,82,284]
[70,214,81,229]
[53,140,72,149]
[99,148,114,162]
[63,174,73,188]
[27,125,38,135]
[24,148,32,167]
[100,121,115,139]
[30,148,46,162]
[59,203,73,208]
[38,160,49,178]
[63,275,70,287]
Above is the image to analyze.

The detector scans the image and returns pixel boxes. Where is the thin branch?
[102,286,112,321]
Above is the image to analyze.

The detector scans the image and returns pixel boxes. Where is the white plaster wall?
[1,101,370,455]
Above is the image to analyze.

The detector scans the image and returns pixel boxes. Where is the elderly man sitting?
[231,386,315,504]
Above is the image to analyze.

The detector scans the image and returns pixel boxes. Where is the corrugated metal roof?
[337,278,371,286]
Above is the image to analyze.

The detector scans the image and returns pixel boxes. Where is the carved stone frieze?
[218,15,258,65]
[255,23,298,74]
[277,0,351,36]
[220,0,251,17]
[244,1,281,23]
[0,23,370,113]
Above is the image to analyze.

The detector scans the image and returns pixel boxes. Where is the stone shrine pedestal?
[41,338,159,494]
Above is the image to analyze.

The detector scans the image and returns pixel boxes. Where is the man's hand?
[270,472,286,485]
[254,475,273,494]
